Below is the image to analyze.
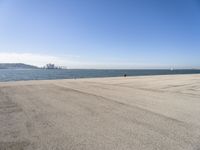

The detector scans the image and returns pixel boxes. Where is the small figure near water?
[124,74,127,77]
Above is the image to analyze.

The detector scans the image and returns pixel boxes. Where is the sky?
[0,0,200,69]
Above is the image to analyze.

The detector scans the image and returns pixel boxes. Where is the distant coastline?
[0,63,67,70]
[0,63,39,69]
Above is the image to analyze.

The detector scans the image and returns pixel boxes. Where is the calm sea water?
[0,69,200,82]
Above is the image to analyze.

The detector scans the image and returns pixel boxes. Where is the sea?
[0,69,200,82]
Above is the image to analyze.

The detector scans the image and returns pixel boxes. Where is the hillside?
[0,63,38,69]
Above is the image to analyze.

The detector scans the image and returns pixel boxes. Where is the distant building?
[44,63,67,69]
[45,63,56,69]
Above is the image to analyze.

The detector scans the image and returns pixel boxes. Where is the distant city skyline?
[0,0,200,69]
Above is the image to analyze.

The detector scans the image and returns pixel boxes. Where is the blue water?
[0,69,200,82]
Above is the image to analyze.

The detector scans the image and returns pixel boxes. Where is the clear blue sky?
[0,0,200,68]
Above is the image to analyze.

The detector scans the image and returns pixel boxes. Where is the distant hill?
[0,63,39,69]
